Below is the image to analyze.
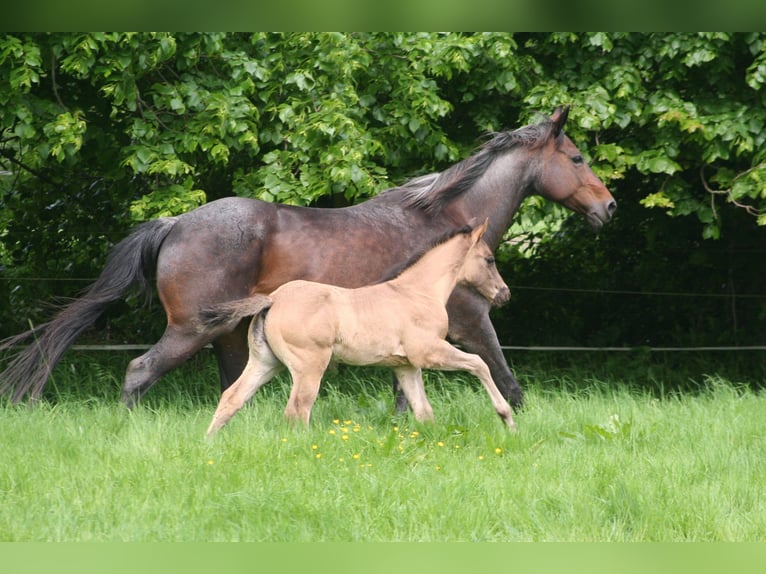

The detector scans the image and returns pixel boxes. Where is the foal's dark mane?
[378,224,474,283]
[392,117,559,215]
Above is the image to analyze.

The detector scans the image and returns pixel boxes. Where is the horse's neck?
[390,239,468,304]
[453,150,533,248]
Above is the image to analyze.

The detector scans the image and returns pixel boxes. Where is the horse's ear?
[471,218,489,244]
[551,105,570,137]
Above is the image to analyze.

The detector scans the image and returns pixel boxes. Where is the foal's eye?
[571,154,584,165]
[486,257,495,265]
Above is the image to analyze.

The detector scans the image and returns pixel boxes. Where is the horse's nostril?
[607,200,617,215]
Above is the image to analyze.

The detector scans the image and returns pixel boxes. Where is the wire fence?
[3,277,765,353]
[56,344,766,353]
[3,276,766,299]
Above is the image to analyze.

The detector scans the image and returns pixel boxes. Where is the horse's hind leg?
[121,325,210,407]
[211,319,251,391]
[392,373,410,414]
[392,366,434,423]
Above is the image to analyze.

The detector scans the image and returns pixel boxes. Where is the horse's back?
[152,193,450,330]
[152,198,277,319]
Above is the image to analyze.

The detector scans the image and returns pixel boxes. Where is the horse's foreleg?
[447,288,524,410]
[392,366,434,423]
[418,340,515,431]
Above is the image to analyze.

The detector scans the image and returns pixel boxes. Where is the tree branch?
[50,52,68,110]
[0,148,58,185]
[699,164,763,218]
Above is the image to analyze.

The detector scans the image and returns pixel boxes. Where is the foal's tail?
[198,295,274,333]
[0,218,178,403]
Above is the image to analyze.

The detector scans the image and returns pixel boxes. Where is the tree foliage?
[1,32,765,343]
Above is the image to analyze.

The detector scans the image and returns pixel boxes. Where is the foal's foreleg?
[392,367,434,423]
[420,340,515,430]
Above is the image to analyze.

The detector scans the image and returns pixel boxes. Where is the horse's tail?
[198,295,274,333]
[0,217,178,403]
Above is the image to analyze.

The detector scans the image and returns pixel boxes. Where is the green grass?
[1,351,764,541]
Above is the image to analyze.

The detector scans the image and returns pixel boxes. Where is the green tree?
[2,32,765,343]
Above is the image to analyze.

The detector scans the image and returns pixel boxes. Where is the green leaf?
[640,192,676,210]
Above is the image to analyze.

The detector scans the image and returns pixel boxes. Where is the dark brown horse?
[0,106,616,408]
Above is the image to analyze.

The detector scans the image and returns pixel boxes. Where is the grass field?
[1,351,764,541]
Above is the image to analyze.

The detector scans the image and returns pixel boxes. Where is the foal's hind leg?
[282,349,333,426]
[419,340,515,430]
[392,366,434,423]
[283,372,322,426]
[206,347,283,437]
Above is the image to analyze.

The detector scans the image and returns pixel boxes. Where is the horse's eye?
[571,155,584,165]
[486,257,495,265]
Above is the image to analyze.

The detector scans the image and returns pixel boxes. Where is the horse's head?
[460,220,511,307]
[535,106,617,230]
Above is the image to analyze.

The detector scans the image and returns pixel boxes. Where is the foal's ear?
[551,105,570,137]
[471,218,489,244]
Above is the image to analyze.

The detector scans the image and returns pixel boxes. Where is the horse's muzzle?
[587,199,617,230]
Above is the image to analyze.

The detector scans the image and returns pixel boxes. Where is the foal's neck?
[390,237,469,304]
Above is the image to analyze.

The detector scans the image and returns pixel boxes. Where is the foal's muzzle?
[492,286,511,307]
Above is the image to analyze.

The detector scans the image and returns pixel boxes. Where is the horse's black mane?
[391,116,558,214]
[377,224,474,283]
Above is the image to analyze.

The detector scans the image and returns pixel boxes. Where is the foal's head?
[459,220,510,307]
